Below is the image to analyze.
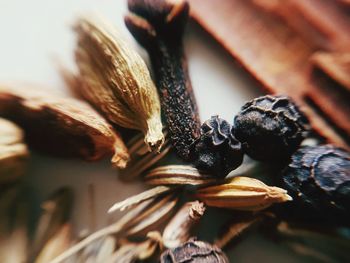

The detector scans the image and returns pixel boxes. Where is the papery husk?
[0,85,129,168]
[162,201,205,248]
[73,15,164,152]
[0,118,28,184]
[144,165,216,186]
[196,177,292,211]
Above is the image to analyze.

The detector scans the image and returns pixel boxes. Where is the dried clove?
[160,237,229,263]
[282,144,350,222]
[0,118,28,184]
[0,85,129,168]
[73,15,164,152]
[125,0,201,160]
[190,115,243,177]
[234,95,310,162]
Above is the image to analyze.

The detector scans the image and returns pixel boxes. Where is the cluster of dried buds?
[0,0,349,262]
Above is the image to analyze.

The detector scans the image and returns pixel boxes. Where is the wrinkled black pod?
[234,95,310,162]
[189,116,243,177]
[282,145,350,222]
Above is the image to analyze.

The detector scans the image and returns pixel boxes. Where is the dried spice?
[125,0,201,160]
[73,16,164,152]
[282,145,350,221]
[0,85,129,168]
[160,237,229,263]
[163,201,205,249]
[234,95,310,162]
[0,118,28,184]
[190,116,243,177]
[188,0,350,149]
[197,176,292,211]
[144,165,215,186]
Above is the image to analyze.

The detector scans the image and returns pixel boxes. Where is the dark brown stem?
[125,0,201,161]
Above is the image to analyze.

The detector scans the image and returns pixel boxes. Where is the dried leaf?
[0,118,28,184]
[108,185,172,213]
[0,85,129,168]
[163,201,206,248]
[35,224,72,263]
[196,177,292,211]
[144,165,216,186]
[73,15,164,151]
[95,236,117,263]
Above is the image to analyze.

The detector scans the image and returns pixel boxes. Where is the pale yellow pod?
[73,15,164,152]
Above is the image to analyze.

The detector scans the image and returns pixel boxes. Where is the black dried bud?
[189,116,243,177]
[282,145,350,221]
[160,238,229,263]
[234,95,310,162]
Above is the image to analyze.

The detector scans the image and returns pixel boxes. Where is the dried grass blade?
[108,185,172,213]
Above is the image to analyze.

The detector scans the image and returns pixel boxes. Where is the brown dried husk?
[73,15,164,152]
[0,85,129,168]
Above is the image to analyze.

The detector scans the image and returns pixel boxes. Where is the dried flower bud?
[234,95,310,162]
[160,238,229,263]
[190,116,243,177]
[73,15,164,152]
[0,118,28,183]
[283,145,350,221]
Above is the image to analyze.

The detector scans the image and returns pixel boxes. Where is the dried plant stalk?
[50,194,177,263]
[163,201,205,248]
[0,118,28,184]
[108,185,172,213]
[0,85,129,168]
[196,177,292,211]
[144,165,216,186]
[73,15,164,151]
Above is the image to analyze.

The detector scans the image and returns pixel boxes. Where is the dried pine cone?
[160,238,229,263]
[189,116,243,177]
[282,145,350,221]
[234,95,310,162]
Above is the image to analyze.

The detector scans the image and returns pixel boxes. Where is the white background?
[0,0,308,261]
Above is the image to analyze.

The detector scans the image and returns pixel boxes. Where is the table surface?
[0,1,311,262]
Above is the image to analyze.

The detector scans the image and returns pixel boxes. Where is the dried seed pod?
[160,237,229,263]
[0,85,129,168]
[73,16,164,152]
[189,116,243,177]
[125,0,201,160]
[0,118,28,183]
[163,201,205,249]
[144,165,216,186]
[282,145,350,221]
[234,95,310,162]
[196,176,292,211]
